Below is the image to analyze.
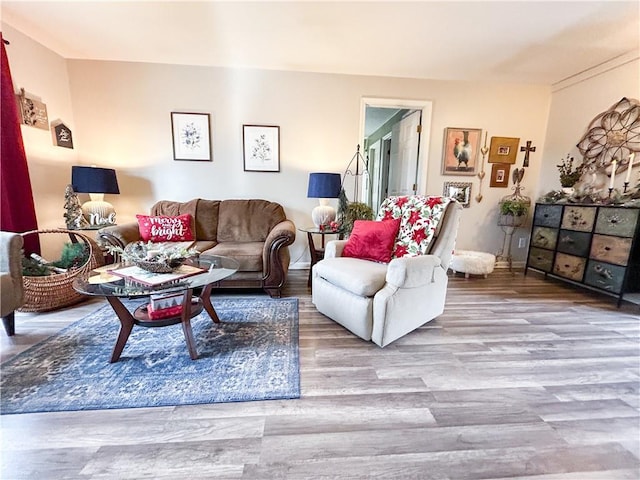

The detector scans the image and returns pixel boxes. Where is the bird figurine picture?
[453,130,473,170]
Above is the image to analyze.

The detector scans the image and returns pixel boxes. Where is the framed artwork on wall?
[490,163,511,188]
[488,136,519,164]
[243,125,280,172]
[171,112,212,161]
[443,181,472,208]
[441,127,482,176]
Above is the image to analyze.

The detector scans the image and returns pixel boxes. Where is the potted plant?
[498,198,529,227]
[342,202,374,236]
[557,155,583,193]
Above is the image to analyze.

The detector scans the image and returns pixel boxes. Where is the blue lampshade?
[307,172,341,198]
[71,166,120,194]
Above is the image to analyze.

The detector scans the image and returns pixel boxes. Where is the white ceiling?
[2,1,639,85]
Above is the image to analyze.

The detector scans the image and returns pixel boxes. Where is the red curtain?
[1,33,40,253]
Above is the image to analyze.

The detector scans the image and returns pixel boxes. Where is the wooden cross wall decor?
[520,140,536,167]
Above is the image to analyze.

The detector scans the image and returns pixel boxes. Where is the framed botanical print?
[243,125,280,172]
[443,181,472,207]
[490,163,511,188]
[488,136,519,164]
[441,127,482,176]
[171,112,212,161]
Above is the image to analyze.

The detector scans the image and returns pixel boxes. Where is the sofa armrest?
[325,239,348,258]
[97,222,141,250]
[262,219,296,296]
[263,220,296,257]
[385,255,442,288]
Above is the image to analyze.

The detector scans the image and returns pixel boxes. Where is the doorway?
[359,98,433,214]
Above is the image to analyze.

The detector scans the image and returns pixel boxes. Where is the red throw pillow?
[136,214,195,242]
[342,219,401,263]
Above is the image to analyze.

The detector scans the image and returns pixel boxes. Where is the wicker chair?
[1,232,25,336]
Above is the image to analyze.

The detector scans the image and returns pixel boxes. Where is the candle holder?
[623,182,630,193]
[608,187,614,198]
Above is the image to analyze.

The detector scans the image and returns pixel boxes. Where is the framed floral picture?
[443,181,472,208]
[488,136,519,164]
[171,112,212,161]
[243,125,280,172]
[441,127,482,176]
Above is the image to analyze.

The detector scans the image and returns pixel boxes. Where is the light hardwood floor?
[1,269,639,479]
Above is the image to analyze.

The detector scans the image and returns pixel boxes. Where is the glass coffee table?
[73,255,239,363]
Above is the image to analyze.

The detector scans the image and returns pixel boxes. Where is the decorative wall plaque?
[16,88,48,130]
[51,120,74,149]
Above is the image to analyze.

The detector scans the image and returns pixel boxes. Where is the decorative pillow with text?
[342,219,401,263]
[136,214,195,242]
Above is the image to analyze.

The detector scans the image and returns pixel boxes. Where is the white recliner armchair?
[312,196,461,347]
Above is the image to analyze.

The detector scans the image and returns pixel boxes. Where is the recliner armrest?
[325,240,348,258]
[97,222,141,250]
[385,255,442,288]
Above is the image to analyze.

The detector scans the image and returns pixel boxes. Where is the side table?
[298,227,344,288]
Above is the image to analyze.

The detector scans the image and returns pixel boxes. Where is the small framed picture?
[490,163,511,188]
[488,136,519,164]
[443,181,472,208]
[243,125,280,172]
[171,112,212,161]
[441,127,482,176]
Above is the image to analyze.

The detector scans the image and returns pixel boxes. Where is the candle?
[626,153,635,183]
[609,159,617,189]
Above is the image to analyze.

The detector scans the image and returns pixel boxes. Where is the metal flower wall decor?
[577,97,640,172]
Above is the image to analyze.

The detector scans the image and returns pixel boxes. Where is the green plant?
[499,199,529,216]
[342,202,374,236]
[557,155,583,188]
[53,242,89,269]
[21,256,51,276]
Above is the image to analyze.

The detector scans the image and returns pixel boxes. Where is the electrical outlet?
[518,237,527,248]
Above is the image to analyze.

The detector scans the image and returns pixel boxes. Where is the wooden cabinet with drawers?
[525,203,640,305]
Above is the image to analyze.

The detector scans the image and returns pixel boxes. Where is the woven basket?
[19,229,105,312]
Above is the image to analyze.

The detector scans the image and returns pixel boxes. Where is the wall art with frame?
[243,125,280,172]
[443,181,472,208]
[171,112,212,161]
[488,136,519,164]
[441,127,482,176]
[490,163,511,188]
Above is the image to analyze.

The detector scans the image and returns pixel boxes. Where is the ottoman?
[450,250,496,279]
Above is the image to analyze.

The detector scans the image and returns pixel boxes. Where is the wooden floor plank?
[1,269,639,479]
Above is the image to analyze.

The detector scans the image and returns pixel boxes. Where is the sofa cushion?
[217,200,286,243]
[136,214,195,242]
[194,199,220,241]
[206,242,263,272]
[314,257,388,297]
[342,219,400,263]
[377,195,452,258]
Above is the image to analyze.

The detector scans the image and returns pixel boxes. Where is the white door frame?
[360,97,433,195]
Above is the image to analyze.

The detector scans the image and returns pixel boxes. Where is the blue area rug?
[1,296,300,414]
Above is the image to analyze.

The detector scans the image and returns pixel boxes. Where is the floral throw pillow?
[136,214,195,242]
[377,196,451,258]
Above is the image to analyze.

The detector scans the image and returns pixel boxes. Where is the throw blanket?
[377,195,452,258]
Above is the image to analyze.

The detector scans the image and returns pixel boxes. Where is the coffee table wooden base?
[106,286,220,363]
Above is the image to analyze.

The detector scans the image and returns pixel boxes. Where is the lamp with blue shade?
[71,165,120,228]
[307,172,341,227]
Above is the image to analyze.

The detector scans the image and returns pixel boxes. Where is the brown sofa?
[97,198,296,297]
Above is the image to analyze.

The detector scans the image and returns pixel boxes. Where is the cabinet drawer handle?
[604,246,611,251]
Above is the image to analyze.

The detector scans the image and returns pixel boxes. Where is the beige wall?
[3,23,78,257]
[5,21,555,266]
[539,54,640,198]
